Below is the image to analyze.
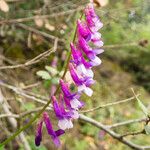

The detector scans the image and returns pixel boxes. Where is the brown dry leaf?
[93,0,109,7]
[0,0,9,12]
[34,17,44,27]
[45,20,55,31]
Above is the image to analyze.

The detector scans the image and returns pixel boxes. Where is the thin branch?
[0,6,84,24]
[21,82,41,90]
[15,23,64,42]
[80,95,140,113]
[79,114,150,150]
[120,130,145,138]
[0,107,52,119]
[107,117,147,129]
[0,82,48,105]
[0,47,53,70]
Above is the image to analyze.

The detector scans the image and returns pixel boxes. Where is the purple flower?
[78,36,102,66]
[70,43,94,77]
[69,63,94,96]
[77,19,103,47]
[85,3,103,32]
[35,120,43,146]
[91,32,104,47]
[77,19,91,41]
[52,95,78,130]
[60,79,84,109]
[43,112,65,147]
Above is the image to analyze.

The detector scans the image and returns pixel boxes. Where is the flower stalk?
[0,1,104,148]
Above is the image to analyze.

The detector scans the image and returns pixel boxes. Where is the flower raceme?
[35,1,104,147]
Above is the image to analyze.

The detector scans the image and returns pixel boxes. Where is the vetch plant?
[35,1,104,147]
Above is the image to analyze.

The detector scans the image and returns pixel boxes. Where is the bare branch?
[0,107,52,119]
[79,114,150,150]
[0,82,48,105]
[0,47,53,70]
[107,117,147,129]
[15,23,64,42]
[80,95,140,113]
[120,130,145,137]
[0,6,84,24]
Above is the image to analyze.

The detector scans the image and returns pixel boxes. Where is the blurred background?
[0,0,150,149]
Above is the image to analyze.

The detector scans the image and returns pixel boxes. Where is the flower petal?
[58,119,73,130]
[35,120,43,146]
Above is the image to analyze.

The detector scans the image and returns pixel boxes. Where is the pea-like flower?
[70,42,94,77]
[35,112,65,147]
[69,63,94,96]
[52,95,79,130]
[43,112,65,147]
[60,79,84,110]
[85,3,103,32]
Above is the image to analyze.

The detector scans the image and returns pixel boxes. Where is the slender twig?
[79,114,150,150]
[80,95,140,113]
[120,130,145,138]
[0,6,84,24]
[21,82,41,90]
[0,107,52,119]
[0,82,48,105]
[107,117,147,129]
[0,47,54,70]
[15,23,64,42]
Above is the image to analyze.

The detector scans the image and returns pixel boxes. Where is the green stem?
[0,12,83,147]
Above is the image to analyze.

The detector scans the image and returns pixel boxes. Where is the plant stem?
[0,12,82,148]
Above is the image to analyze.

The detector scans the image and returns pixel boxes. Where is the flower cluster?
[35,1,104,147]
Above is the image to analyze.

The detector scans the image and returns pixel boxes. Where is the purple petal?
[35,120,43,146]
[85,3,103,32]
[78,36,96,60]
[60,79,72,97]
[52,138,61,147]
[55,129,65,136]
[77,20,91,41]
[52,96,63,119]
[84,77,95,87]
[43,112,62,147]
[43,112,54,135]
[69,63,82,86]
[70,43,83,66]
[93,49,104,55]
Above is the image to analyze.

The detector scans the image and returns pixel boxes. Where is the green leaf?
[36,70,51,80]
[51,77,59,85]
[144,125,150,135]
[45,66,58,76]
[136,97,148,117]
